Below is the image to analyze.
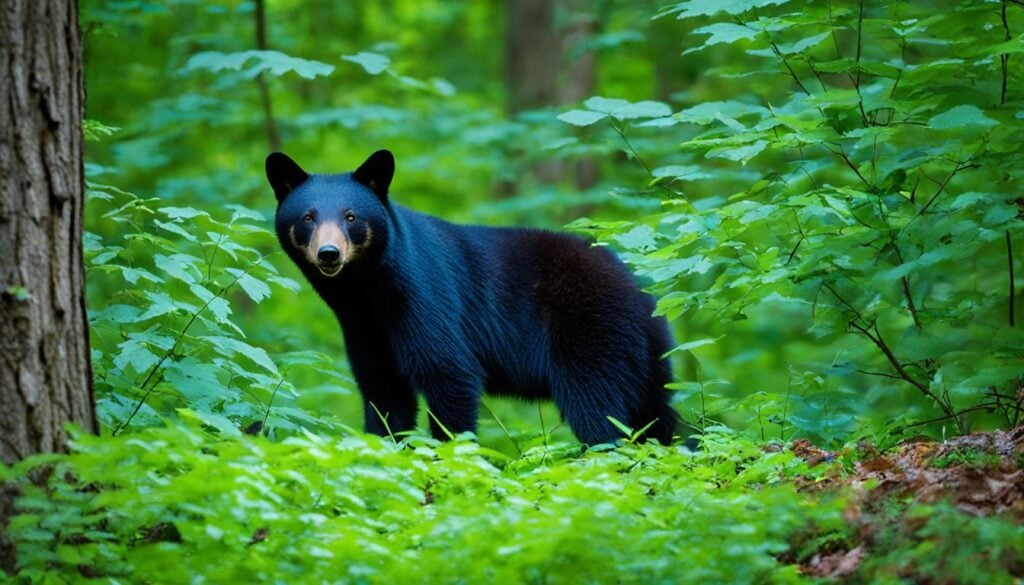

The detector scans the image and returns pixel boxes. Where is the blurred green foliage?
[4,0,1024,582]
[79,0,1024,449]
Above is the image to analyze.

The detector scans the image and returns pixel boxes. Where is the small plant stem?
[483,400,522,456]
[918,163,965,216]
[902,276,923,330]
[1001,1,1011,106]
[261,376,286,433]
[608,119,653,178]
[1008,230,1016,327]
[780,373,792,442]
[369,401,397,443]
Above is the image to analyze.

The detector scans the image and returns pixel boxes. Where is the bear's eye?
[303,213,314,223]
[345,211,357,223]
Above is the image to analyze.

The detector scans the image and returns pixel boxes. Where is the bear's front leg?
[347,349,419,438]
[417,368,482,441]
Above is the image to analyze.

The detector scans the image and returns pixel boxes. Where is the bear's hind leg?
[548,361,632,445]
[360,379,418,438]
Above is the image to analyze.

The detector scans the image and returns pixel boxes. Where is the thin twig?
[1001,0,1011,106]
[828,145,872,188]
[261,376,286,433]
[786,210,805,265]
[769,40,812,96]
[902,276,923,329]
[822,282,864,320]
[853,0,868,125]
[1008,230,1016,327]
[893,403,997,433]
[848,320,958,425]
[609,119,653,178]
[852,368,904,380]
[917,163,966,216]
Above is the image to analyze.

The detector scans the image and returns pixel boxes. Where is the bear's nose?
[317,245,341,263]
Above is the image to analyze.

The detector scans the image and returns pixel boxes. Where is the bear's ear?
[352,149,395,202]
[266,152,309,203]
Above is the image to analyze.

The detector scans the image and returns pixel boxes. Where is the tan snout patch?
[307,222,349,267]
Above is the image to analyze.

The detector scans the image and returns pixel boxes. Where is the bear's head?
[266,150,393,277]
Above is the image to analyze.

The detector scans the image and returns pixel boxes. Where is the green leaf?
[225,268,272,303]
[613,225,658,252]
[773,31,830,55]
[580,97,672,120]
[660,0,791,19]
[612,100,673,120]
[557,109,607,126]
[667,337,721,356]
[191,409,242,437]
[160,206,209,220]
[928,105,997,130]
[189,283,234,326]
[651,165,713,182]
[135,291,187,322]
[202,336,279,375]
[706,140,768,165]
[83,119,120,142]
[688,23,758,53]
[154,253,202,284]
[583,96,631,113]
[117,266,164,286]
[342,51,391,75]
[153,219,198,242]
[185,50,334,79]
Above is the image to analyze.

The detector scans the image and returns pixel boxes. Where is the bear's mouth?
[317,262,343,277]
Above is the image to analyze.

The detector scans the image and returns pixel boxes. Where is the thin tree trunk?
[0,0,95,463]
[255,0,282,152]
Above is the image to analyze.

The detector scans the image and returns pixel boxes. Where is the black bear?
[266,150,684,445]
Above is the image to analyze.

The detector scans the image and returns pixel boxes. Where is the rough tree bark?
[0,0,95,466]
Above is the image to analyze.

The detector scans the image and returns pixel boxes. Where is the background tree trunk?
[254,0,282,152]
[557,4,599,191]
[0,0,95,468]
[502,0,599,195]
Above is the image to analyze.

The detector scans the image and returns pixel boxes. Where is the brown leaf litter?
[792,425,1024,578]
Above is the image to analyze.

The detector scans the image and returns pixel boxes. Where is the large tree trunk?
[0,0,95,467]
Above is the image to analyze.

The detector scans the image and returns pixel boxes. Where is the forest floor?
[3,421,1024,583]
[793,425,1024,580]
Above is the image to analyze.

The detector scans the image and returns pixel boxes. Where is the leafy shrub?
[84,180,353,438]
[560,1,1024,443]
